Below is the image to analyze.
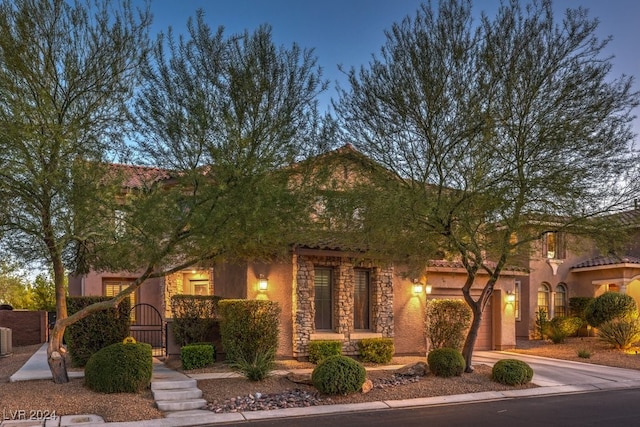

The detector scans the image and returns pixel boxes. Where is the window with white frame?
[537,283,551,316]
[555,284,567,317]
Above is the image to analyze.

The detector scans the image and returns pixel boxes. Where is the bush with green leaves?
[535,308,549,340]
[597,318,640,350]
[545,316,584,344]
[171,295,221,346]
[84,342,152,393]
[219,300,281,379]
[230,350,276,381]
[308,340,342,364]
[357,338,394,364]
[181,343,215,370]
[65,296,130,367]
[427,348,465,377]
[584,292,638,328]
[311,355,367,395]
[425,299,472,352]
[491,359,533,385]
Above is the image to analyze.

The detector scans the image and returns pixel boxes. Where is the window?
[537,283,550,316]
[354,270,371,330]
[555,284,567,317]
[104,280,136,320]
[514,281,521,321]
[543,232,565,259]
[314,268,333,330]
[189,279,209,296]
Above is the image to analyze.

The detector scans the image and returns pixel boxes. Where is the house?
[68,146,640,358]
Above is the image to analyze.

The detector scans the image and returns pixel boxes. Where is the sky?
[141,0,640,141]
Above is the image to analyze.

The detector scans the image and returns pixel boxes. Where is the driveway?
[474,350,640,389]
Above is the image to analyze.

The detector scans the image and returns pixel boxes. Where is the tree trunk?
[49,248,70,383]
[47,324,68,383]
[461,303,483,373]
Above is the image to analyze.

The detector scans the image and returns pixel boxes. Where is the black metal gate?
[130,303,165,357]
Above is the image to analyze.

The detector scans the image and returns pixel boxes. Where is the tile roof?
[107,163,173,189]
[572,255,640,269]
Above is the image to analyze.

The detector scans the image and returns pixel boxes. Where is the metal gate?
[130,303,165,357]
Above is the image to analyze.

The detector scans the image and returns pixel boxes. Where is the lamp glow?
[258,275,268,291]
[505,291,515,303]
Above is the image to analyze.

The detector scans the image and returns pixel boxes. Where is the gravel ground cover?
[1,337,638,422]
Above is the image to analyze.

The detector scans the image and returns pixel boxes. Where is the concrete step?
[151,378,197,390]
[164,409,215,418]
[156,398,207,412]
[153,388,203,401]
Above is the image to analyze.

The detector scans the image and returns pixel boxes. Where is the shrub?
[311,355,366,395]
[181,344,215,370]
[427,348,465,377]
[491,359,533,385]
[218,300,281,378]
[358,338,394,364]
[171,295,221,346]
[545,316,584,344]
[577,349,592,358]
[584,292,638,328]
[84,342,152,393]
[65,296,130,367]
[425,299,472,352]
[535,308,549,340]
[597,318,640,350]
[308,340,342,364]
[230,350,276,381]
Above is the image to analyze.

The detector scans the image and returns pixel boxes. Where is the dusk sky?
[140,0,640,141]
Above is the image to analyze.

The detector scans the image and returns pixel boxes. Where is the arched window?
[537,283,550,316]
[555,284,567,317]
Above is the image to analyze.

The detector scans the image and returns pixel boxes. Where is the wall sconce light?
[258,274,268,291]
[425,284,433,295]
[412,279,423,295]
[505,291,516,304]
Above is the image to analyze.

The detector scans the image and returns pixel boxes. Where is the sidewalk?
[6,345,640,426]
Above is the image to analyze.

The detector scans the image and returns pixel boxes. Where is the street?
[210,387,640,426]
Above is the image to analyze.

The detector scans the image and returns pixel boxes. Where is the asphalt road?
[212,387,640,426]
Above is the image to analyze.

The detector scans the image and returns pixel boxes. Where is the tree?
[335,0,640,371]
[0,262,31,308]
[0,0,151,382]
[31,273,58,312]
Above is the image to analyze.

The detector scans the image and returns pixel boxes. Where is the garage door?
[475,298,493,350]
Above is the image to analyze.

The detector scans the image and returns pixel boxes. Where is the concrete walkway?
[5,345,640,426]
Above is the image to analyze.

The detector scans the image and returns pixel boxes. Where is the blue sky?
[141,0,640,139]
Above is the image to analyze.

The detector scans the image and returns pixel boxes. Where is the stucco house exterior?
[68,147,640,358]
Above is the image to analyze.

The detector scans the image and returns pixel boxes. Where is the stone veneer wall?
[162,270,213,319]
[292,254,394,358]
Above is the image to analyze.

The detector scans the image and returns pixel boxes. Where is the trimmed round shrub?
[427,348,465,377]
[584,292,638,328]
[311,355,367,395]
[491,359,533,385]
[85,342,152,393]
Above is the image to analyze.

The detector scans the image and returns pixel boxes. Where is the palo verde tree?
[335,0,640,371]
[128,10,327,263]
[0,0,150,382]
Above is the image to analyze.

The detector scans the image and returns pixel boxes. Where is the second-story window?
[543,231,565,259]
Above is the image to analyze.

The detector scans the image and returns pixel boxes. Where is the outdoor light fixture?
[425,283,432,295]
[505,291,516,304]
[258,274,268,291]
[412,279,423,295]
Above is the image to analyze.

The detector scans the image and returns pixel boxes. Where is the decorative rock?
[287,372,314,385]
[395,362,428,377]
[361,379,373,394]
